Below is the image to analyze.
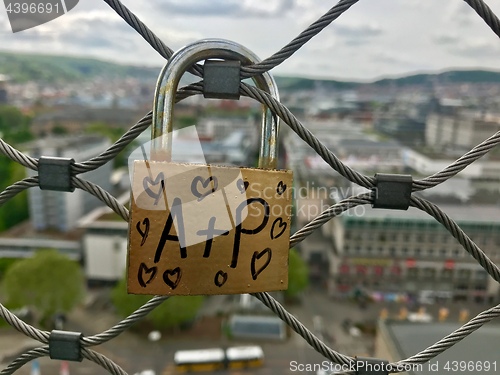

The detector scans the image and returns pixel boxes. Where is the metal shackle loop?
[151,38,280,169]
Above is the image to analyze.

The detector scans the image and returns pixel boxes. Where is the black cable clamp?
[203,60,241,100]
[355,356,389,375]
[49,330,83,362]
[38,156,75,192]
[372,173,412,210]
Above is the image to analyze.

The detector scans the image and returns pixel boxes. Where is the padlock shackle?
[152,39,280,169]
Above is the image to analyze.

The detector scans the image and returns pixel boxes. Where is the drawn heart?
[143,172,165,205]
[136,218,150,246]
[214,270,228,287]
[251,248,272,281]
[276,181,287,195]
[271,218,287,240]
[163,267,182,289]
[138,263,157,288]
[191,176,218,201]
[236,179,250,194]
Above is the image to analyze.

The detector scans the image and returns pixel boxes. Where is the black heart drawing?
[251,248,272,281]
[214,270,228,287]
[236,179,250,194]
[276,181,287,195]
[143,172,165,206]
[163,267,182,289]
[136,218,150,246]
[271,218,287,240]
[191,176,218,201]
[138,263,157,288]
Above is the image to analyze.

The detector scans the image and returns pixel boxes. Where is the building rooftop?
[345,204,500,224]
[385,321,500,375]
[22,134,106,153]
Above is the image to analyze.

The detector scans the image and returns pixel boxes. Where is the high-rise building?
[325,205,500,303]
[24,135,112,232]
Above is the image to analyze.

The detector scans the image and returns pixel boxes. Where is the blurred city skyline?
[1,0,500,81]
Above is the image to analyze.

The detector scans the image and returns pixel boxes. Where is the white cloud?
[1,0,500,80]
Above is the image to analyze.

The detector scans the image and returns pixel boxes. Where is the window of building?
[356,266,367,275]
[403,233,410,241]
[407,267,418,278]
[474,284,487,291]
[474,270,488,280]
[441,268,453,280]
[423,268,436,279]
[389,247,396,256]
[457,269,471,280]
[428,234,435,243]
[339,264,350,274]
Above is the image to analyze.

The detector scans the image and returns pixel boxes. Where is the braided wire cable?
[463,0,500,38]
[1,0,500,372]
[241,0,359,78]
[0,304,49,343]
[101,0,203,77]
[71,177,129,221]
[410,195,500,282]
[252,292,354,366]
[82,348,127,375]
[73,83,203,175]
[0,347,49,375]
[0,139,37,170]
[240,83,376,189]
[0,177,39,208]
[290,192,374,248]
[395,303,500,368]
[413,130,500,191]
[72,111,152,175]
[82,295,169,347]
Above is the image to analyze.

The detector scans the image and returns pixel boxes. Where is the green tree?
[3,250,84,325]
[0,158,29,231]
[111,277,204,331]
[0,105,33,144]
[286,248,309,299]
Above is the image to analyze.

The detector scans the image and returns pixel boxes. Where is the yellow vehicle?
[174,346,264,372]
[226,346,264,369]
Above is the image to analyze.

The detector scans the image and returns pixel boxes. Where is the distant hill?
[276,69,500,91]
[372,70,500,87]
[0,51,158,82]
[2,50,500,89]
[274,76,360,91]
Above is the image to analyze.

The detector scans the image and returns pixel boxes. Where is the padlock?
[127,39,293,296]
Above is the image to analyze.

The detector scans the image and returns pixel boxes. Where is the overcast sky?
[1,0,500,81]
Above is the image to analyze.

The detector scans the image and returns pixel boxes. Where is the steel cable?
[0,0,499,372]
